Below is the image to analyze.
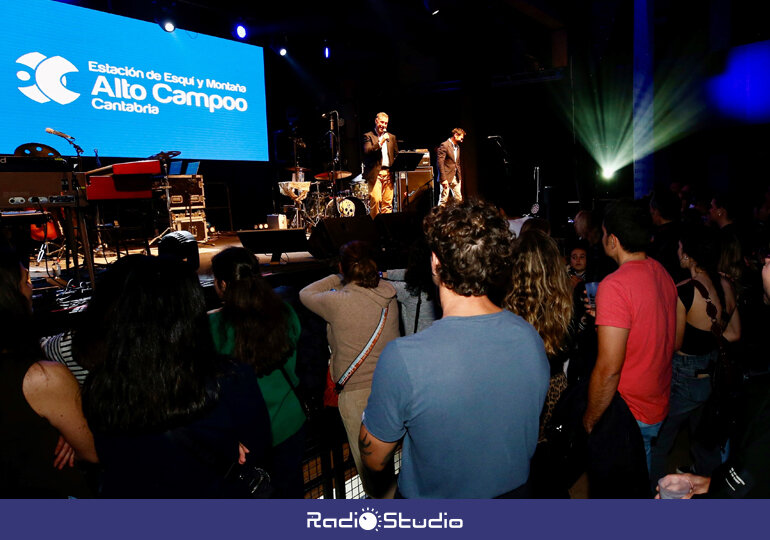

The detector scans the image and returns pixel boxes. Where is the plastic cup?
[658,475,693,499]
[585,281,599,308]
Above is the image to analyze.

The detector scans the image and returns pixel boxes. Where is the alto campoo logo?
[16,52,80,105]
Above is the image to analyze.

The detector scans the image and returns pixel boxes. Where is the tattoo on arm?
[359,432,373,457]
[380,446,396,470]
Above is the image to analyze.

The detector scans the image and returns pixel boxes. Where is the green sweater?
[208,303,305,446]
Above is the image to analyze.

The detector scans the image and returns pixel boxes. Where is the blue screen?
[1,0,269,160]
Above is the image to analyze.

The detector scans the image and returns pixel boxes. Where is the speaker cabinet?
[307,216,379,260]
[237,228,308,263]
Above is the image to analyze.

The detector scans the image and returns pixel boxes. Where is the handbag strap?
[413,292,422,334]
[335,305,389,391]
[279,365,311,420]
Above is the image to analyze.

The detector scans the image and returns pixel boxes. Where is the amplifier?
[0,171,76,209]
[413,149,432,168]
[170,210,208,242]
[267,214,288,230]
[396,169,433,211]
[167,175,205,210]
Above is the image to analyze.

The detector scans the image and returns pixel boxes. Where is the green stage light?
[551,45,707,178]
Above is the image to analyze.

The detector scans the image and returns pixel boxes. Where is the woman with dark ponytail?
[650,224,740,486]
[210,247,306,498]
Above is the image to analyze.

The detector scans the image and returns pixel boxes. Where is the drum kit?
[280,115,369,230]
[281,166,369,229]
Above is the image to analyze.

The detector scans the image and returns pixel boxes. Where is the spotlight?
[235,24,247,39]
[279,48,287,57]
[601,167,616,180]
[161,19,175,32]
[324,46,330,59]
[432,9,440,15]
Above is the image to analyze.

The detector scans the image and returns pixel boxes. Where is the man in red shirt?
[583,199,679,473]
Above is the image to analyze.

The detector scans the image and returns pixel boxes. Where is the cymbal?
[314,171,352,181]
[286,166,311,172]
[148,150,181,160]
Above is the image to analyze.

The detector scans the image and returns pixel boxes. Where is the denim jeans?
[636,419,662,474]
[649,351,722,485]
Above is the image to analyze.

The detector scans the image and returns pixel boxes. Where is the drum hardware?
[351,182,369,199]
[278,180,313,229]
[313,170,352,181]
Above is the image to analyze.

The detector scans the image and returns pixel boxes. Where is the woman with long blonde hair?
[504,229,576,498]
[505,230,573,358]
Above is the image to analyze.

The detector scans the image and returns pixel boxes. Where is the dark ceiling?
[63,0,576,82]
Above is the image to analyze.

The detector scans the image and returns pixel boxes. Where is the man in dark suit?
[436,128,465,206]
[362,112,398,218]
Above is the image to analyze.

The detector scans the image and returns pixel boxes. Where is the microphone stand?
[61,135,95,289]
[325,111,342,212]
[490,137,512,178]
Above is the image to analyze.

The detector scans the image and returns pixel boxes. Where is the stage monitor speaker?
[307,215,379,260]
[237,228,308,263]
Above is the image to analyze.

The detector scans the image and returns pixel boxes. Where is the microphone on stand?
[321,111,336,131]
[46,127,75,140]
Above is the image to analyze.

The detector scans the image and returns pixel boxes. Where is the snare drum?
[351,182,369,200]
[325,196,368,218]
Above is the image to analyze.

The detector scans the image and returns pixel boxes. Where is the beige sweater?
[299,274,399,392]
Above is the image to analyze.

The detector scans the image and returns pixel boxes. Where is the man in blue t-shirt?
[359,201,550,498]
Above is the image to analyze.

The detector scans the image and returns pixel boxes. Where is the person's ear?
[431,252,440,275]
[214,279,227,297]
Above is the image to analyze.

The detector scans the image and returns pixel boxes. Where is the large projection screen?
[1,0,269,160]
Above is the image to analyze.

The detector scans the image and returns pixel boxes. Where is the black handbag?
[167,429,273,499]
[538,380,590,492]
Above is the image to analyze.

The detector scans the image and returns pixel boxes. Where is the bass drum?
[325,196,368,218]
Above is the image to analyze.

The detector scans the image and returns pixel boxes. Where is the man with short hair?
[649,188,687,282]
[436,128,465,206]
[583,199,678,474]
[359,201,549,498]
[362,112,399,218]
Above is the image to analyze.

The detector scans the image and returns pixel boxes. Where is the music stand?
[390,151,425,212]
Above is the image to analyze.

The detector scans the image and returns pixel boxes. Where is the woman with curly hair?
[209,247,306,498]
[504,229,574,435]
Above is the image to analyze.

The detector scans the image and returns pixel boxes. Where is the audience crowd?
[2,180,769,499]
